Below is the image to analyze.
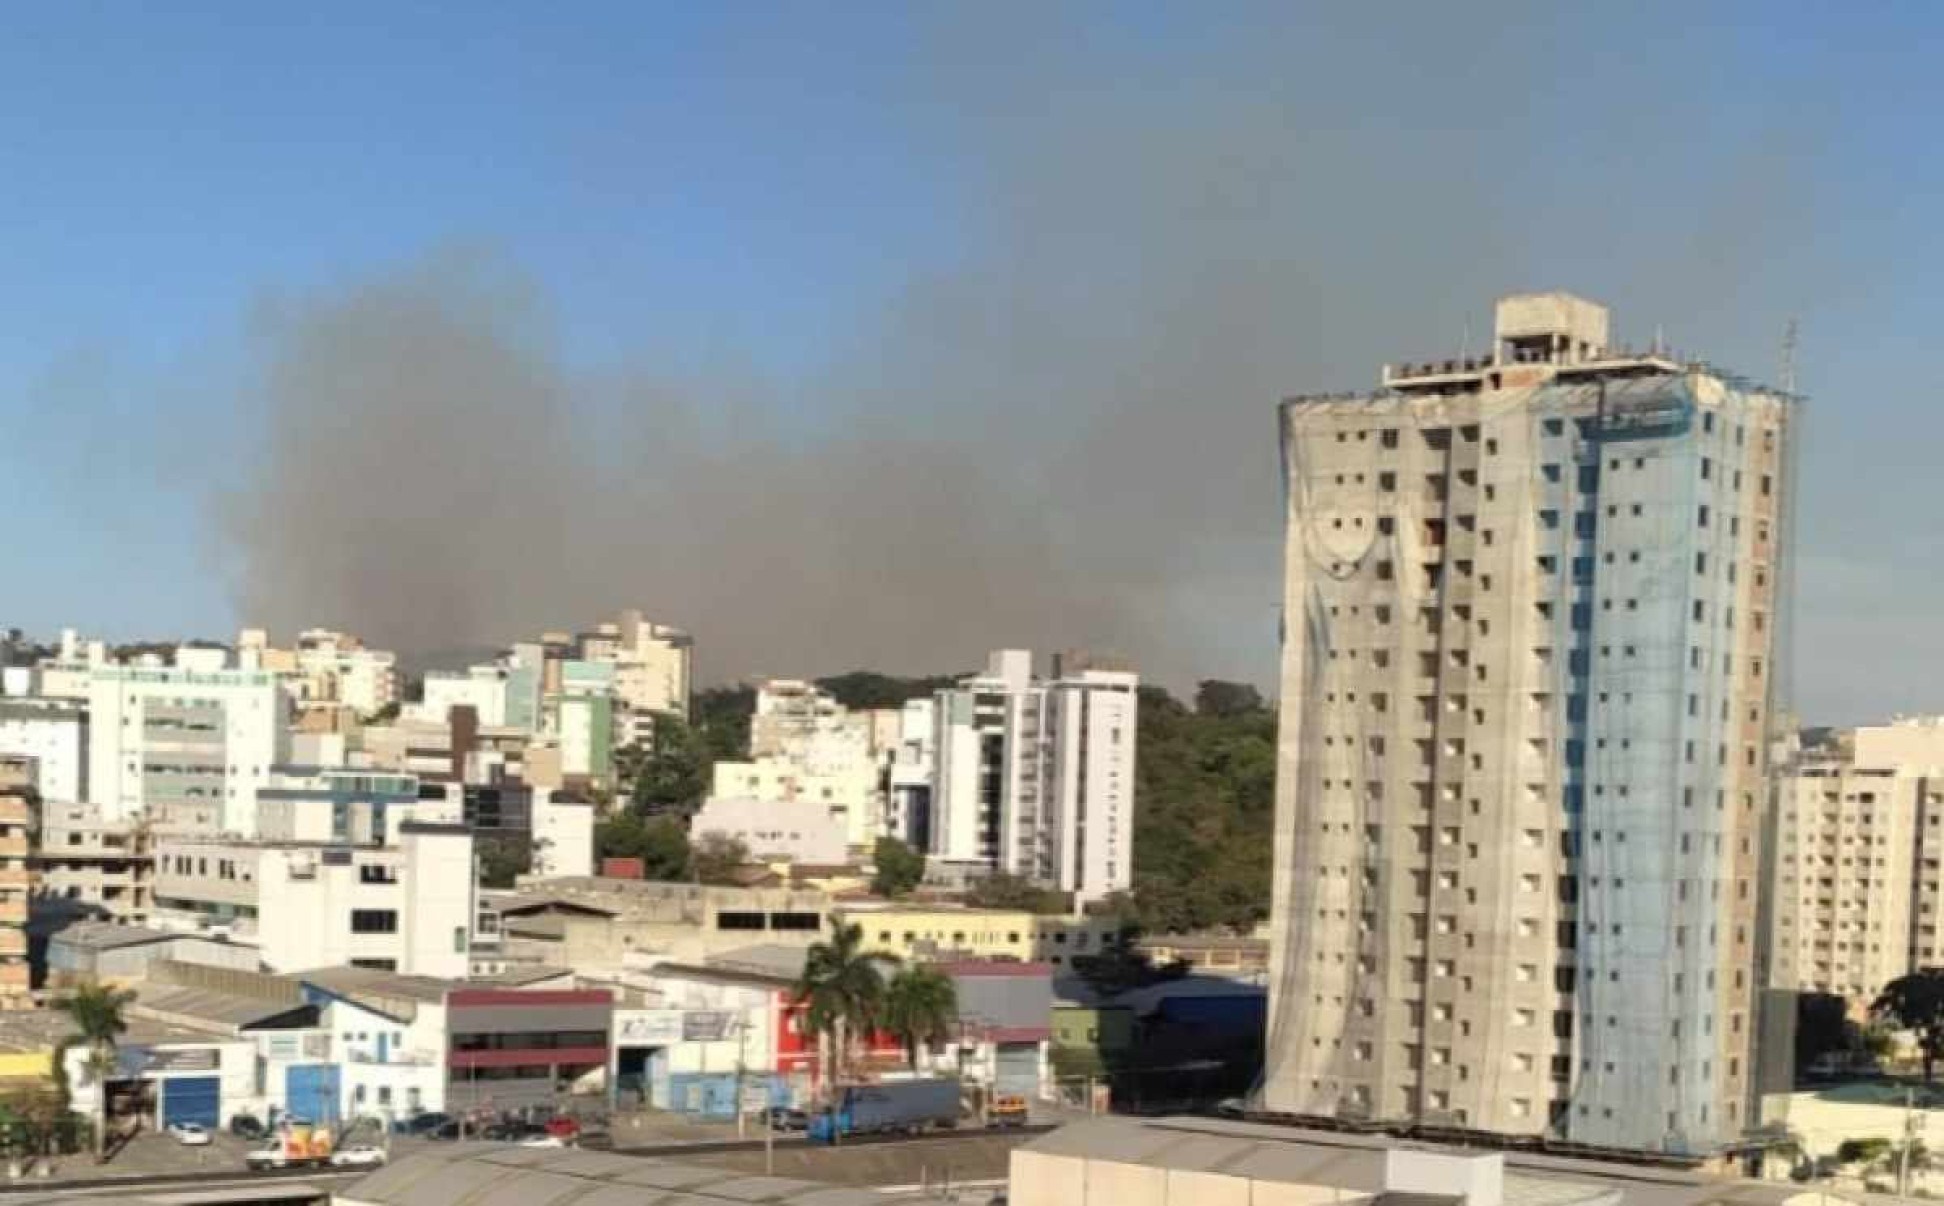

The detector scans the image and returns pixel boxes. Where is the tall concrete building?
[1266,293,1794,1154]
[1771,718,1944,1005]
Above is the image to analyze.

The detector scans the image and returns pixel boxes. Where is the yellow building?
[835,903,1120,969]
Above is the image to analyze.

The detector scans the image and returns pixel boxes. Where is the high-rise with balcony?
[1265,293,1794,1154]
[0,757,37,1005]
[929,650,1136,902]
[1770,718,1944,1006]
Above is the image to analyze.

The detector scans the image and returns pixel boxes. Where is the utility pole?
[1900,1086,1922,1198]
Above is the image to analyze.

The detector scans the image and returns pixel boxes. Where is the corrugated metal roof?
[1019,1118,1924,1206]
[134,984,314,1030]
[341,1143,952,1206]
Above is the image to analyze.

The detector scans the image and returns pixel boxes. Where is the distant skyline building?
[1266,292,1795,1153]
[1770,717,1944,1005]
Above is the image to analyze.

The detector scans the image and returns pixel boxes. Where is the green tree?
[1131,683,1275,934]
[56,982,133,1162]
[964,873,1068,914]
[870,837,926,898]
[692,685,757,765]
[814,672,959,710]
[881,966,958,1069]
[1071,929,1189,997]
[1839,1137,1894,1166]
[794,923,895,1093]
[595,812,691,880]
[1796,991,1852,1071]
[1194,680,1264,718]
[691,833,751,885]
[631,712,708,817]
[1875,970,1944,1080]
[476,836,530,889]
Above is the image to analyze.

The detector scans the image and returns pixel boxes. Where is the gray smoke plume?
[219,5,1816,690]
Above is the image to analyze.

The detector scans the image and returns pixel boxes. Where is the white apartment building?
[87,657,287,837]
[152,821,476,977]
[532,791,595,879]
[888,698,937,849]
[1266,293,1792,1153]
[0,699,86,803]
[30,629,107,701]
[692,795,849,865]
[240,628,398,717]
[709,757,879,848]
[1771,719,1944,1005]
[415,665,507,727]
[929,650,1137,902]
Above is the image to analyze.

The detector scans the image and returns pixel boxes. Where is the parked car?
[245,1145,292,1171]
[167,1122,213,1146]
[519,1135,567,1149]
[400,1111,452,1136]
[330,1145,388,1168]
[765,1106,808,1132]
[480,1118,542,1141]
[543,1115,581,1139]
[229,1114,267,1141]
[429,1120,460,1141]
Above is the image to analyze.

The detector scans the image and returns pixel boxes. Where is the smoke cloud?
[219,6,1815,690]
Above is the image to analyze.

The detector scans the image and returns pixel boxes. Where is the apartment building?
[239,627,398,718]
[1266,292,1793,1153]
[887,698,937,849]
[33,801,153,926]
[151,821,476,976]
[929,650,1137,902]
[0,699,85,804]
[86,657,286,837]
[579,609,691,721]
[0,758,34,1005]
[1771,719,1944,1005]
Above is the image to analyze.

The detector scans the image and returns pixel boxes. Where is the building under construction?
[1266,293,1795,1154]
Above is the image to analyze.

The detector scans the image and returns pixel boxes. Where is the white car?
[245,1145,291,1170]
[330,1145,388,1168]
[518,1135,566,1149]
[167,1122,213,1146]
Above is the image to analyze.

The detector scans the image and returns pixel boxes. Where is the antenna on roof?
[1651,324,1665,357]
[1781,317,1799,394]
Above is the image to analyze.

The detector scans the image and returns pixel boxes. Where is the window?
[350,909,398,934]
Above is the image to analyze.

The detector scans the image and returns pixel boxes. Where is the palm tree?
[882,966,958,1071]
[794,923,895,1095]
[56,982,134,1162]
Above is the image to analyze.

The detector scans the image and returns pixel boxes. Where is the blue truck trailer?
[806,1078,962,1143]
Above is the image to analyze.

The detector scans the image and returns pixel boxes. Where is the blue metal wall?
[285,1063,342,1123]
[160,1076,221,1130]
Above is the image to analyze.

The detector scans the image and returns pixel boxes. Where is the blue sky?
[1,3,1941,718]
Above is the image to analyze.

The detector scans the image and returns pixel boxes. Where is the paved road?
[0,1124,1048,1196]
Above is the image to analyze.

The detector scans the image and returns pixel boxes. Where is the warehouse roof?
[1020,1118,1899,1206]
[339,1143,951,1205]
[48,922,179,952]
[134,983,317,1031]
